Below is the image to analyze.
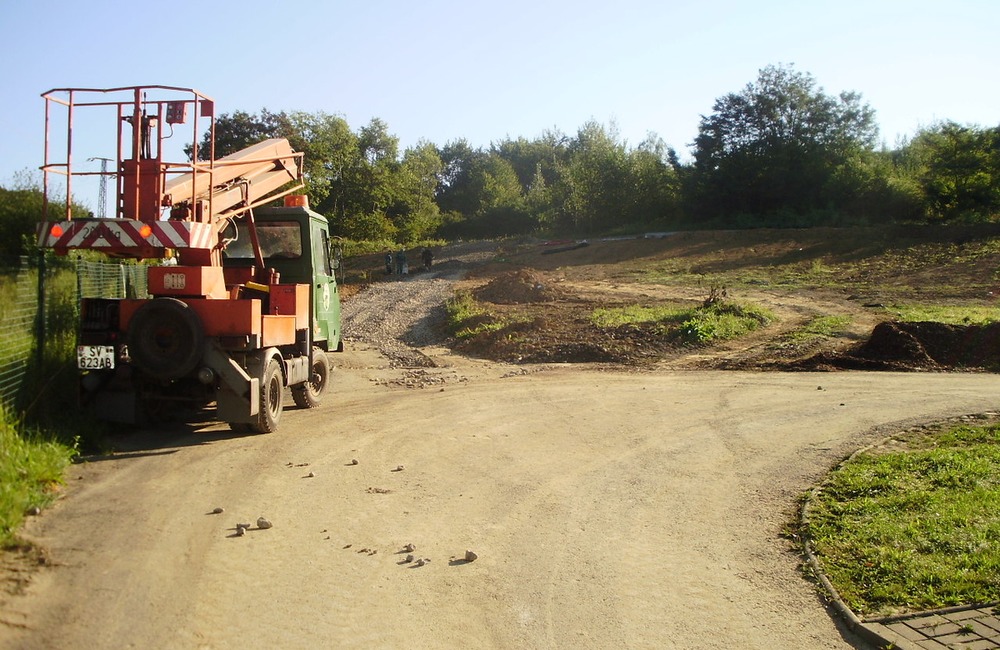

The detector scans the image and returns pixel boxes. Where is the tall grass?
[779,315,853,347]
[0,262,80,547]
[887,304,1000,325]
[0,404,75,547]
[444,291,508,339]
[22,266,82,427]
[0,270,35,388]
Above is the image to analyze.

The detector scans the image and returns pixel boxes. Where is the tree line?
[198,64,997,242]
[3,64,998,263]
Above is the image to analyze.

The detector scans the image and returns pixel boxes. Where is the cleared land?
[3,227,1000,649]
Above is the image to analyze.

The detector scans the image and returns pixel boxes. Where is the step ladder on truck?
[37,86,343,433]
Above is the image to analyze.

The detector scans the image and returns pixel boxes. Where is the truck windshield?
[224,221,302,260]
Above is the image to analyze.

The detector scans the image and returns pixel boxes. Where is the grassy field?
[804,421,1000,617]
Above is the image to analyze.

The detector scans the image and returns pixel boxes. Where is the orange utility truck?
[37,86,342,432]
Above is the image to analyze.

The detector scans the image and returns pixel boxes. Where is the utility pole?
[88,157,114,218]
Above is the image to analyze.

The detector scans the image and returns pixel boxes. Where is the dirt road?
[3,344,999,648]
[4,256,1000,649]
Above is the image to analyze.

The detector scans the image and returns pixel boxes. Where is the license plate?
[77,345,116,370]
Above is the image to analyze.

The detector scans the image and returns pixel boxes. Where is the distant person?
[396,249,408,276]
[421,247,434,271]
[384,251,393,275]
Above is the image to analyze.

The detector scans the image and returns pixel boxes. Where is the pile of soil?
[456,323,622,364]
[473,269,564,304]
[791,321,1000,371]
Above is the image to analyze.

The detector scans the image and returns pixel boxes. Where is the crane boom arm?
[164,138,302,222]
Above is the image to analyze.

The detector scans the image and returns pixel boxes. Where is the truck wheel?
[127,298,204,380]
[250,359,283,434]
[292,348,330,409]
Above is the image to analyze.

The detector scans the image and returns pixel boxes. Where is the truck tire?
[250,358,283,434]
[127,298,204,380]
[291,348,330,409]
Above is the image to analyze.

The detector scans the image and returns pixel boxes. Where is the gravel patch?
[341,242,500,369]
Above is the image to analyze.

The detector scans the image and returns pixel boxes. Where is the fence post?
[35,250,47,370]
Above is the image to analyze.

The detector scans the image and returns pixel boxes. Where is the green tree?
[339,210,397,241]
[187,109,287,160]
[559,121,630,232]
[476,155,531,235]
[905,122,1000,222]
[435,139,487,217]
[492,132,570,192]
[0,172,91,265]
[435,143,532,236]
[0,187,46,265]
[392,141,444,241]
[193,111,431,242]
[341,118,400,218]
[492,132,571,232]
[825,147,923,224]
[525,162,554,227]
[691,64,879,224]
[284,111,357,215]
[627,134,682,227]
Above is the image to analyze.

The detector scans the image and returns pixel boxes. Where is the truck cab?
[222,205,343,353]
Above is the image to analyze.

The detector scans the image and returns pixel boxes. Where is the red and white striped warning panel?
[37,220,217,251]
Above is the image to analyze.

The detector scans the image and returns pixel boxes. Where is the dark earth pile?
[793,321,1000,372]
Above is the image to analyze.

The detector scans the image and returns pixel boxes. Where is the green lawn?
[804,422,1000,617]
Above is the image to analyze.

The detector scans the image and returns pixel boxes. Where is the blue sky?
[1,0,997,206]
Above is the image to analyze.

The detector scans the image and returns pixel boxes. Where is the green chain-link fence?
[0,260,40,407]
[0,256,148,410]
[75,260,148,299]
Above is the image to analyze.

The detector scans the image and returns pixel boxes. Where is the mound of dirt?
[791,321,1000,371]
[454,317,623,364]
[861,321,1000,368]
[474,269,564,304]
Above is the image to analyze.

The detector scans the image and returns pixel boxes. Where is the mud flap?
[204,341,260,423]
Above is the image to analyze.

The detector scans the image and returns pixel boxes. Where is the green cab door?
[310,217,342,351]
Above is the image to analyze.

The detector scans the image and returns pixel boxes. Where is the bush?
[678,300,773,343]
[444,292,506,339]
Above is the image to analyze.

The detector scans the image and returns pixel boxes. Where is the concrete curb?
[799,440,902,649]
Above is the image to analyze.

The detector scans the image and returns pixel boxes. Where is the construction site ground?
[432,226,1000,373]
[3,227,1000,649]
